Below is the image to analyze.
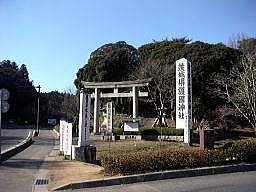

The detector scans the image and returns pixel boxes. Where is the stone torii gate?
[81,79,150,134]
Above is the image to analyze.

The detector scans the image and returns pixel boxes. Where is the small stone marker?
[106,102,113,134]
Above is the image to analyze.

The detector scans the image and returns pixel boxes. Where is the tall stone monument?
[176,58,192,145]
[75,91,96,163]
[78,91,91,147]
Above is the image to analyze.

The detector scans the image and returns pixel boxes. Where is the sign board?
[122,118,140,132]
[176,58,192,144]
[1,101,9,113]
[1,88,10,101]
[48,119,57,125]
[124,122,139,132]
[106,102,113,134]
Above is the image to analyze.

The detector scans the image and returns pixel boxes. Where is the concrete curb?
[0,130,34,162]
[53,163,256,191]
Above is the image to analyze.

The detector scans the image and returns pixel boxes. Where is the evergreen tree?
[74,41,140,89]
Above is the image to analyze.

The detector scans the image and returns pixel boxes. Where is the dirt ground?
[47,155,111,191]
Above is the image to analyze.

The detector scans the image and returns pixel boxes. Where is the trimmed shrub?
[113,128,123,135]
[139,127,184,136]
[54,124,60,133]
[114,119,122,128]
[100,138,256,175]
[227,138,256,163]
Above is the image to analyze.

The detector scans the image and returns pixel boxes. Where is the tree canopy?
[75,41,140,89]
[0,60,37,123]
[238,38,256,56]
[74,38,241,121]
[138,39,241,120]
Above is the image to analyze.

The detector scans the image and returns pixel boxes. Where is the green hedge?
[112,127,183,136]
[100,138,256,175]
[113,128,123,135]
[54,124,60,133]
[139,127,184,136]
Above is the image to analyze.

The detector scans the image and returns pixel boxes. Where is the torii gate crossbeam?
[81,79,151,134]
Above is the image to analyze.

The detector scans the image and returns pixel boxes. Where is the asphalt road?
[0,128,55,192]
[76,171,256,192]
[1,124,31,151]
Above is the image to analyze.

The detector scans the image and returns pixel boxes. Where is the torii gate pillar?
[132,86,138,118]
[93,88,100,134]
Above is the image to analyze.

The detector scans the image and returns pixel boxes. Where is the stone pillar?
[132,86,138,118]
[78,91,90,147]
[176,58,192,145]
[106,102,113,134]
[93,88,100,134]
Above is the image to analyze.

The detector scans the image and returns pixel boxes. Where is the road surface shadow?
[0,159,55,169]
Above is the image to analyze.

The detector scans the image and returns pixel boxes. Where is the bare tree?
[131,59,175,127]
[226,55,256,130]
[62,86,79,121]
[227,33,249,49]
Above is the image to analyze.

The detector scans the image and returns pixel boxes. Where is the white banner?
[64,122,72,156]
[60,120,72,155]
[59,120,65,152]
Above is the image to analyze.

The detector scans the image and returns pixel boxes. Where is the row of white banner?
[60,120,72,156]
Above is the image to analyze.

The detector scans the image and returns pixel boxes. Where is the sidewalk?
[0,129,56,192]
[46,131,110,191]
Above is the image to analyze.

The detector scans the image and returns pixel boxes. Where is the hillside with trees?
[75,38,246,128]
[0,60,78,126]
[1,36,255,131]
[0,60,37,124]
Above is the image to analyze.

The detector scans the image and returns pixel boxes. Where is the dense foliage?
[100,138,256,175]
[75,41,140,89]
[139,127,184,136]
[137,39,241,120]
[0,60,37,123]
[0,60,78,126]
[40,90,78,126]
[112,127,183,136]
[75,38,242,122]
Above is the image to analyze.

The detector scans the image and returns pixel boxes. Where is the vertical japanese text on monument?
[177,62,186,120]
[106,102,113,134]
[176,58,192,131]
[84,94,90,138]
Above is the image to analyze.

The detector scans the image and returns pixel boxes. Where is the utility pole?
[35,85,41,136]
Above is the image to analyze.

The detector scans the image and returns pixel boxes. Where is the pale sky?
[0,0,255,92]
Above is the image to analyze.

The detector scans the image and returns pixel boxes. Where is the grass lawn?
[89,127,255,159]
[90,139,186,159]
